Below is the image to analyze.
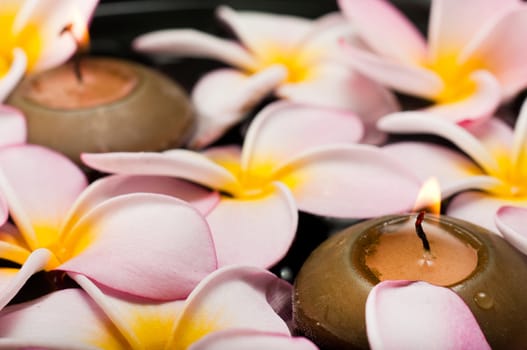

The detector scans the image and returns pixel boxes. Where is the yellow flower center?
[0,11,42,74]
[488,150,527,200]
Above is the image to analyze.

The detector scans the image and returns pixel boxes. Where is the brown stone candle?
[6,57,194,163]
[293,214,527,349]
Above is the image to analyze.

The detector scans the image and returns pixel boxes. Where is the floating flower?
[0,0,99,101]
[0,266,318,350]
[495,206,527,255]
[82,102,421,268]
[339,0,527,123]
[0,144,220,309]
[133,6,398,148]
[379,97,527,231]
[366,280,490,349]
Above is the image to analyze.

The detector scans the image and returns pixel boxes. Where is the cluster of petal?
[339,0,527,124]
[0,266,318,350]
[133,6,398,148]
[0,0,98,101]
[82,101,421,268]
[380,97,527,233]
[0,144,220,308]
[366,280,490,350]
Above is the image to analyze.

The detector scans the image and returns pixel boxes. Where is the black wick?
[60,23,83,83]
[415,211,431,252]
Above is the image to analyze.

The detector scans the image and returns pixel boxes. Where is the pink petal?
[133,29,257,70]
[58,193,217,300]
[0,249,51,311]
[0,145,87,249]
[0,105,26,147]
[276,63,399,145]
[447,191,523,232]
[217,6,312,59]
[191,330,318,350]
[512,97,527,168]
[0,288,128,348]
[428,0,517,61]
[464,117,514,160]
[81,150,240,194]
[495,206,527,255]
[241,101,364,176]
[189,67,286,149]
[425,71,501,123]
[462,6,527,98]
[61,174,219,235]
[274,145,421,218]
[0,49,26,102]
[338,0,427,64]
[366,280,490,350]
[168,266,293,348]
[341,45,443,99]
[206,183,298,268]
[378,112,500,174]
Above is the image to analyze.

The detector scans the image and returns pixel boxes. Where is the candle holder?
[6,57,194,164]
[293,214,527,349]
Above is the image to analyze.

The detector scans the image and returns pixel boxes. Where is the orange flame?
[413,177,441,215]
[62,11,90,52]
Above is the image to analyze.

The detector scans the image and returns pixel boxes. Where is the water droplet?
[279,267,294,282]
[474,292,494,309]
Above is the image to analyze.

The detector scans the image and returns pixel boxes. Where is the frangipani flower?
[366,280,490,349]
[339,0,527,123]
[0,0,99,101]
[82,102,421,268]
[495,206,527,255]
[0,266,318,350]
[133,6,398,148]
[0,144,220,309]
[380,97,527,231]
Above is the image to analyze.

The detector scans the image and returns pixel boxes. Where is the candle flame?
[413,177,441,215]
[61,12,90,52]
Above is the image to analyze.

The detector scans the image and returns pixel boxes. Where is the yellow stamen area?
[425,54,483,104]
[486,149,527,200]
[128,313,176,349]
[172,314,219,350]
[0,11,42,74]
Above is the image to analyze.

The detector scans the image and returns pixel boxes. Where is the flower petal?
[0,49,26,102]
[58,193,217,300]
[425,71,501,123]
[366,280,490,350]
[81,150,240,194]
[338,0,427,64]
[461,6,527,98]
[191,330,318,350]
[0,288,128,349]
[133,29,257,70]
[0,106,26,148]
[274,145,421,218]
[512,97,527,169]
[206,183,298,268]
[168,265,293,348]
[0,249,51,311]
[189,67,286,149]
[0,223,31,265]
[495,206,527,255]
[276,63,399,145]
[428,0,517,61]
[447,191,523,232]
[341,45,443,99]
[241,101,364,176]
[378,112,500,174]
[217,6,312,59]
[0,145,87,250]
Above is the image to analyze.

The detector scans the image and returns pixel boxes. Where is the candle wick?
[60,23,84,84]
[415,211,431,252]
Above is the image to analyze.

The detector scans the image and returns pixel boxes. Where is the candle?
[6,56,194,163]
[293,214,527,349]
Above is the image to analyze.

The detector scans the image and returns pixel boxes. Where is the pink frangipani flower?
[0,144,220,309]
[82,102,421,268]
[0,0,99,101]
[339,0,527,124]
[495,206,527,255]
[380,97,527,232]
[0,266,319,350]
[133,6,398,148]
[366,280,490,350]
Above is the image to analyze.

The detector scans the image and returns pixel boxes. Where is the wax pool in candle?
[7,57,194,163]
[293,214,527,350]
